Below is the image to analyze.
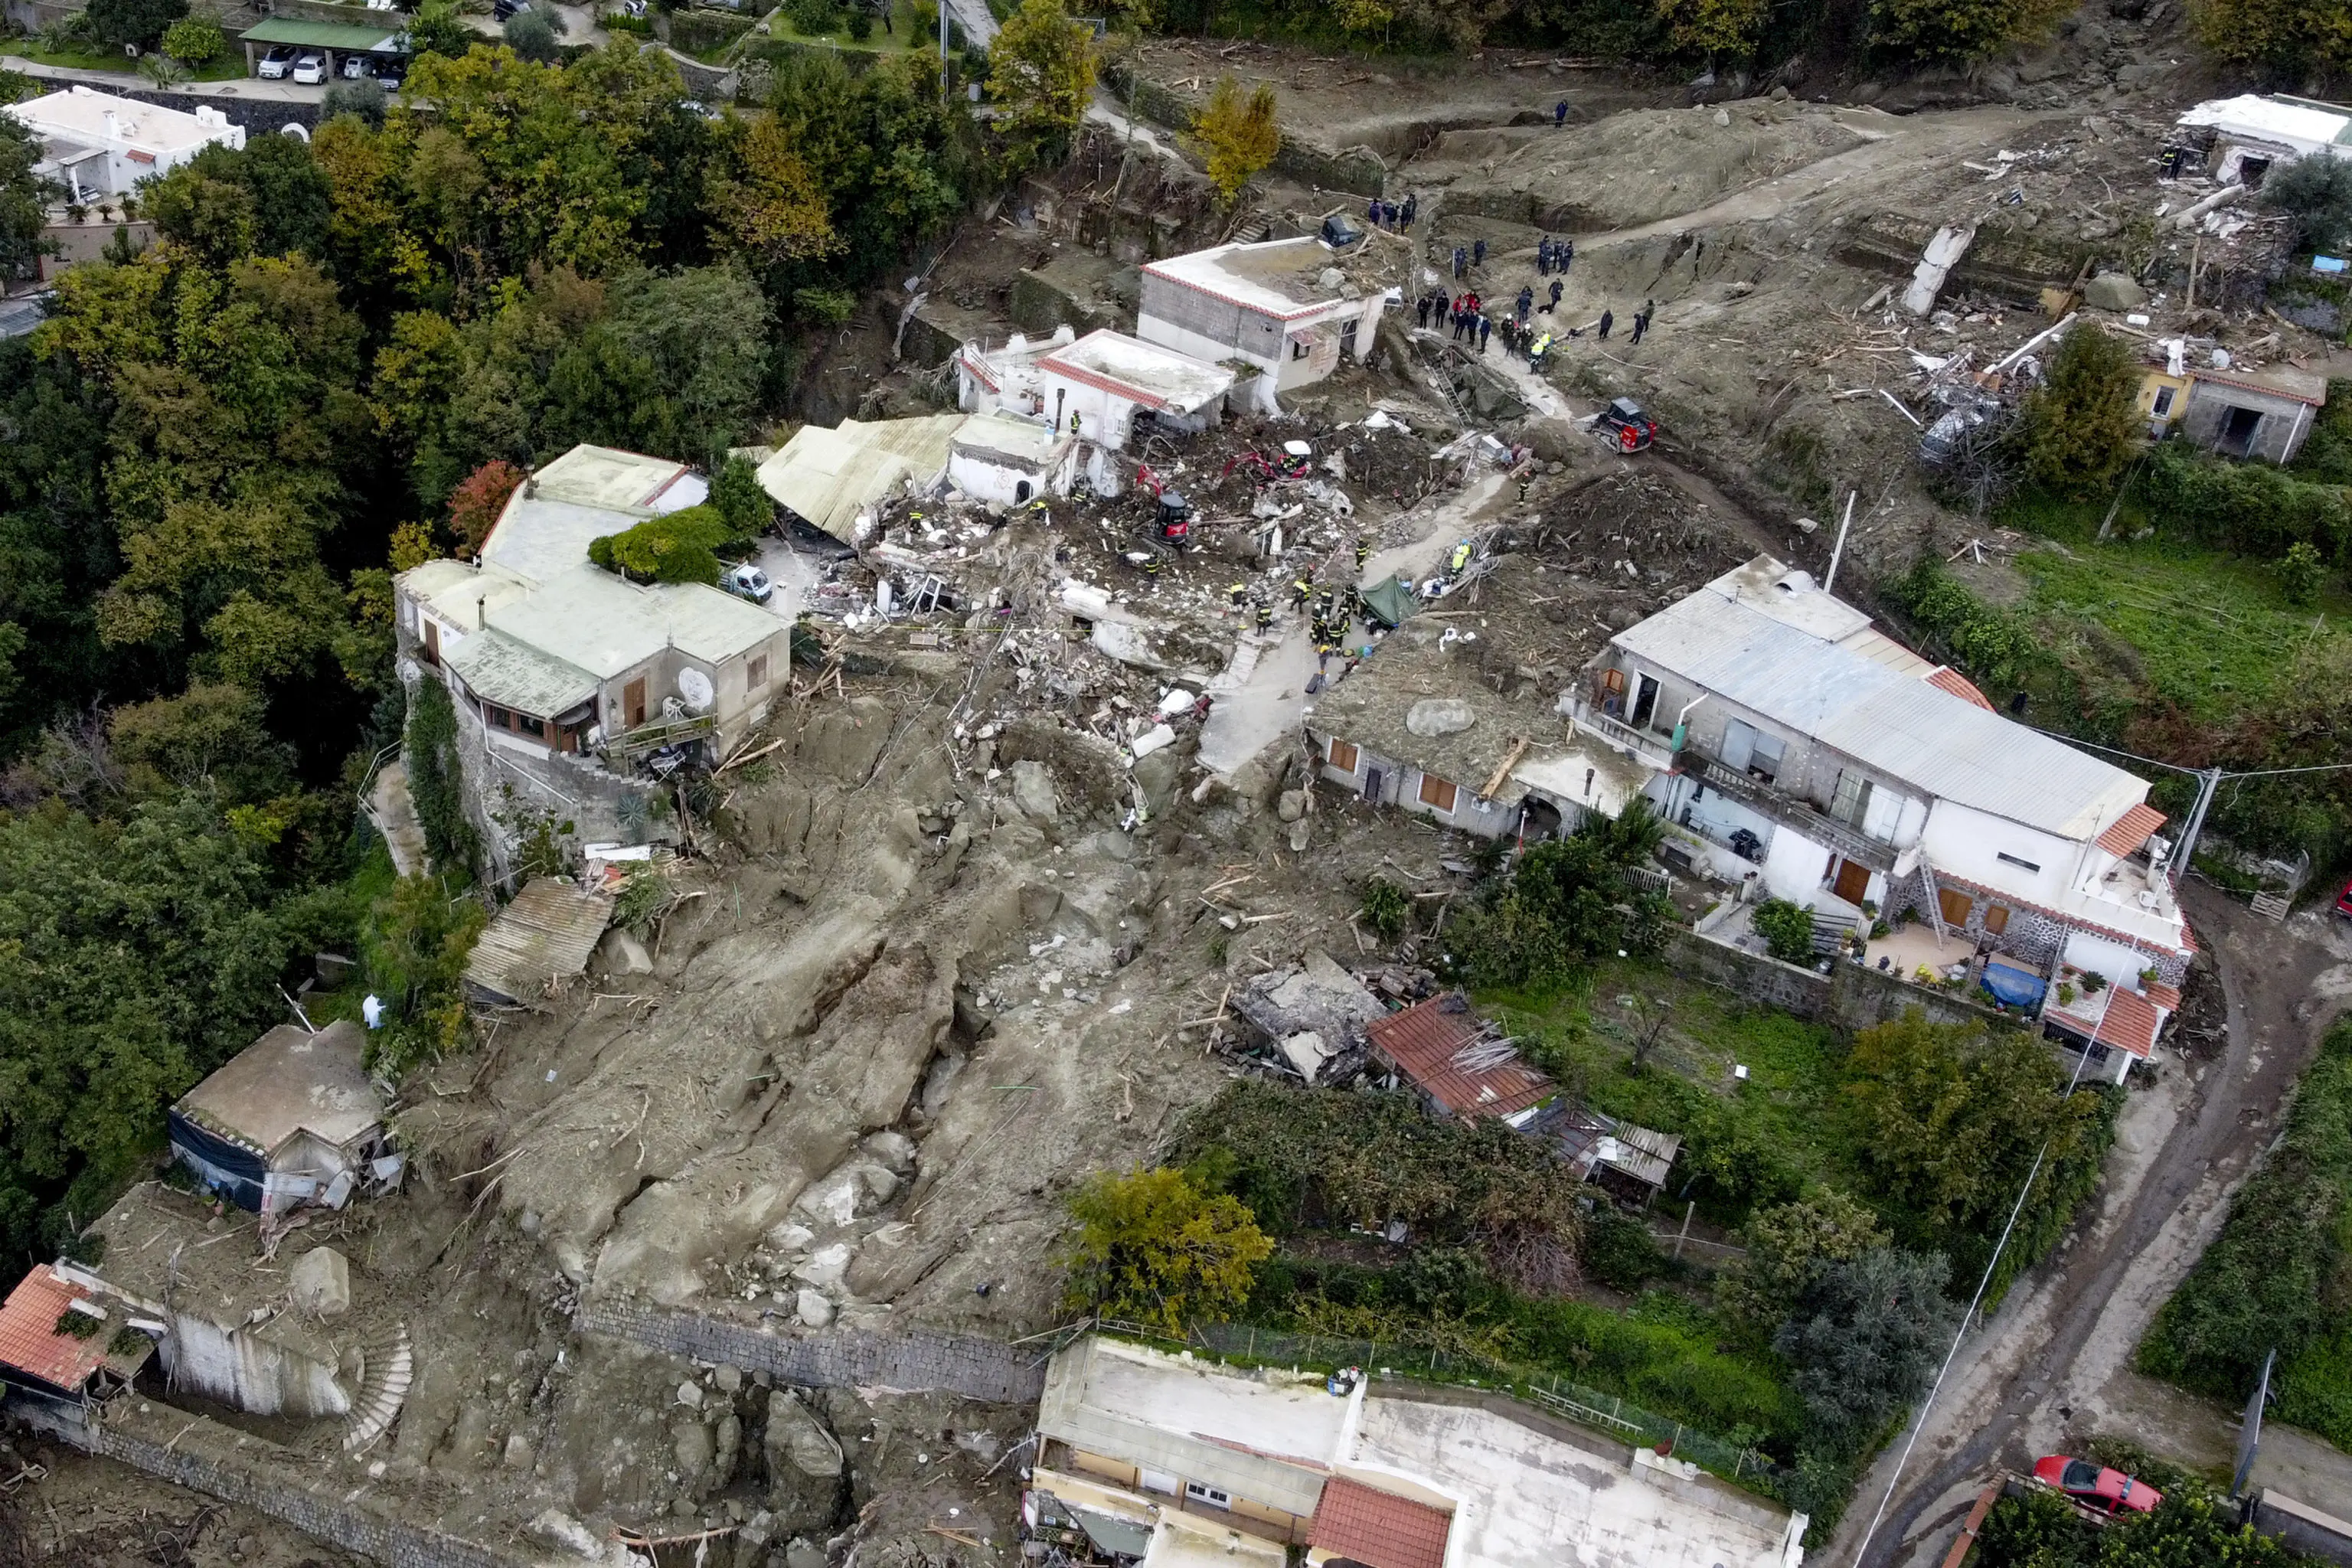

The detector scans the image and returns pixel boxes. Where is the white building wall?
[1760,825,1835,904]
[2061,928,2152,990]
[163,1314,350,1419]
[1918,799,2079,908]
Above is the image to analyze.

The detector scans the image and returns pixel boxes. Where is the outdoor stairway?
[343,1323,413,1452]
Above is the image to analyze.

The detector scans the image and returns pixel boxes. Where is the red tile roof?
[2048,985,2164,1058]
[1366,995,1554,1122]
[2096,804,2167,858]
[2145,982,2181,1012]
[1926,666,1996,710]
[1932,868,2193,959]
[0,1266,108,1393]
[1310,1477,1452,1568]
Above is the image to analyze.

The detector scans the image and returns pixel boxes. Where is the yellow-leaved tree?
[1063,1167,1272,1334]
[1191,77,1279,202]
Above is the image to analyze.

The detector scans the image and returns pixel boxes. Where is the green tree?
[1774,1246,1955,1453]
[1656,0,1767,57]
[1870,0,2068,60]
[1717,1191,1889,1336]
[2282,541,2326,606]
[362,873,485,1076]
[322,77,390,129]
[0,112,50,287]
[504,8,563,61]
[2018,324,2143,500]
[710,452,773,537]
[108,682,296,805]
[1450,798,1672,988]
[987,0,1096,165]
[1062,1166,1272,1333]
[405,8,479,57]
[85,0,188,50]
[588,504,735,583]
[1190,77,1278,202]
[2267,154,2352,255]
[160,13,224,62]
[2186,0,2352,81]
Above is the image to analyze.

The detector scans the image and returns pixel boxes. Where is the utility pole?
[2171,765,2224,872]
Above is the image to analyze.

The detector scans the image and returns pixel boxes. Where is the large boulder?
[1406,698,1476,737]
[2082,272,2148,312]
[762,1392,847,1534]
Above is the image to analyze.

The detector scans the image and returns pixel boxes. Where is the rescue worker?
[1560,237,1574,275]
[1448,540,1472,580]
[1227,582,1249,612]
[1598,308,1614,341]
[1070,410,1083,436]
[1554,99,1569,126]
[1400,193,1417,229]
[1629,312,1647,347]
[1517,286,1534,322]
[1472,238,1487,268]
[1291,577,1312,611]
[1537,237,1550,276]
[1354,535,1372,570]
[1547,279,1564,312]
[1255,601,1274,634]
[1452,245,1468,279]
[1478,315,1493,354]
[1316,587,1337,623]
[1529,332,1552,371]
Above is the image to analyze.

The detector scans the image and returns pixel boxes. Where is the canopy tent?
[1358,573,1420,629]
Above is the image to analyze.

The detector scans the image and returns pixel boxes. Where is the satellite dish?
[677,668,715,713]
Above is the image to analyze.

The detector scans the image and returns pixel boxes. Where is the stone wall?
[1662,929,2022,1037]
[577,1298,1047,1406]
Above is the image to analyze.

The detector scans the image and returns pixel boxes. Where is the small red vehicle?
[2336,877,2352,919]
[1598,397,1658,453]
[2032,1455,2162,1516]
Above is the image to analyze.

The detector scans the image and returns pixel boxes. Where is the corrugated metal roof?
[1309,1478,1452,1568]
[1365,995,1553,1122]
[237,16,400,47]
[1612,588,2148,839]
[465,878,614,1005]
[443,629,599,720]
[2096,803,2166,858]
[1926,666,1995,710]
[756,414,965,542]
[0,1266,109,1393]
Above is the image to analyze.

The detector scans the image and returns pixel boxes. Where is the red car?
[2337,877,2352,919]
[2033,1455,2162,1515]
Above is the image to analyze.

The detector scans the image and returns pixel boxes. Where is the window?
[2151,385,2176,417]
[1418,774,1458,814]
[1184,1482,1232,1510]
[1995,851,2042,873]
[1984,904,2011,935]
[517,713,545,738]
[1328,737,1359,773]
[1939,887,1975,928]
[749,654,769,689]
[484,703,511,730]
[1749,733,1785,783]
[1830,769,1873,827]
[1290,338,1310,361]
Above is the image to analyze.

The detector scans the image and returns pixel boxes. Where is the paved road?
[1832,881,2352,1568]
[0,55,328,101]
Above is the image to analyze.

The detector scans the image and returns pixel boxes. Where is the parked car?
[722,562,774,604]
[341,52,371,78]
[492,0,528,20]
[290,51,328,84]
[2337,877,2352,920]
[256,44,297,78]
[372,57,406,90]
[1597,397,1658,454]
[2032,1455,2161,1516]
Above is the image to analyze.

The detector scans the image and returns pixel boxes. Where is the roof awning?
[240,17,403,48]
[444,629,599,720]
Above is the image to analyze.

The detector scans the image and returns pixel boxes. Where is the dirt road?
[1835,883,2352,1568]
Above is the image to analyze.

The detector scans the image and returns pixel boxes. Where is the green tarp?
[1360,573,1420,629]
[240,16,402,49]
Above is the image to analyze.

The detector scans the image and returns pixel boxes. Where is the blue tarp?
[1980,962,2047,1009]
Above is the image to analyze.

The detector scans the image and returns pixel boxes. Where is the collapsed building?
[1137,237,1393,414]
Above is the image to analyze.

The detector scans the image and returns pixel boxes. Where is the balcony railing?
[1570,704,1678,769]
[600,711,717,763]
[1682,753,1896,872]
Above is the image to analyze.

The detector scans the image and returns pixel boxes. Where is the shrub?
[1774,1247,1955,1455]
[2282,541,2327,606]
[1886,557,2042,690]
[789,0,841,32]
[448,459,525,555]
[710,453,773,537]
[85,0,186,51]
[2187,0,2352,92]
[1063,1167,1272,1333]
[361,873,485,1078]
[846,5,874,37]
[160,12,223,62]
[503,9,562,60]
[1750,899,1815,964]
[2267,154,2352,256]
[405,678,479,878]
[792,286,858,324]
[1717,1191,1889,1338]
[1867,0,2068,61]
[2139,439,2352,562]
[323,76,390,126]
[1446,799,1672,989]
[1579,1210,1666,1289]
[588,503,741,585]
[1360,877,1410,940]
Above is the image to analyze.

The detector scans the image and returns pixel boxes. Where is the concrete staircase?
[342,1324,413,1452]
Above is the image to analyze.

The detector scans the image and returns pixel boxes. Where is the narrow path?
[1833,882,2351,1568]
[369,759,428,878]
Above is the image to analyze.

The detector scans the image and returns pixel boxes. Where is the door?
[1364,767,1384,802]
[1938,887,1974,928]
[422,619,439,666]
[2219,404,2262,457]
[1629,674,1660,729]
[1832,858,1870,906]
[1340,318,1358,361]
[624,676,648,728]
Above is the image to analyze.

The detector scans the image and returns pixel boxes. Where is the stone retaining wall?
[577,1298,1047,1405]
[1663,928,2022,1037]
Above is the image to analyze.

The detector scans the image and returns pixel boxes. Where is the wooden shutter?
[1419,774,1458,813]
[1939,887,1974,928]
[1984,904,2011,935]
[1328,737,1359,773]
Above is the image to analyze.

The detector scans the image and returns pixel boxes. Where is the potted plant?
[64,203,87,224]
[2057,982,2076,1006]
[2080,971,2106,994]
[2139,966,2159,989]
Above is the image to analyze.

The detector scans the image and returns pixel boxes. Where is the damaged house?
[168,1020,390,1215]
[0,1262,156,1429]
[1364,994,1555,1129]
[1570,557,2190,1077]
[1137,237,1390,414]
[2175,93,2352,189]
[953,325,1237,501]
[1233,951,1387,1083]
[2180,364,2327,464]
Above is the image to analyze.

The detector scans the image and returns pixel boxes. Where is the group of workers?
[1401,229,1658,366]
[1365,194,1419,231]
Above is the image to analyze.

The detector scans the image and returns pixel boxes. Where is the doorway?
[1831,858,1870,906]
[1364,767,1385,802]
[2218,404,2262,457]
[1340,318,1358,361]
[1629,674,1660,729]
[623,676,647,728]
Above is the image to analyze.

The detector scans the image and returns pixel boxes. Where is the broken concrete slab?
[289,1246,351,1318]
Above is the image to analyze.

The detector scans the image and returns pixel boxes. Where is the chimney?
[101,111,121,142]
[475,594,486,631]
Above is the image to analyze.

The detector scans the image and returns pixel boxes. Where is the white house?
[954,325,1235,499]
[1034,1335,1807,1568]
[1570,557,2193,1075]
[1138,237,1389,413]
[168,1020,387,1214]
[394,445,793,787]
[2176,93,2352,186]
[4,87,244,201]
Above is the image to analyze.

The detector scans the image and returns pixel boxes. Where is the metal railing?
[1570,707,1677,768]
[1087,1318,1794,1499]
[1682,753,1896,873]
[599,712,716,762]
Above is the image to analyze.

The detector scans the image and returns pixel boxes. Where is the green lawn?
[763,0,937,54]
